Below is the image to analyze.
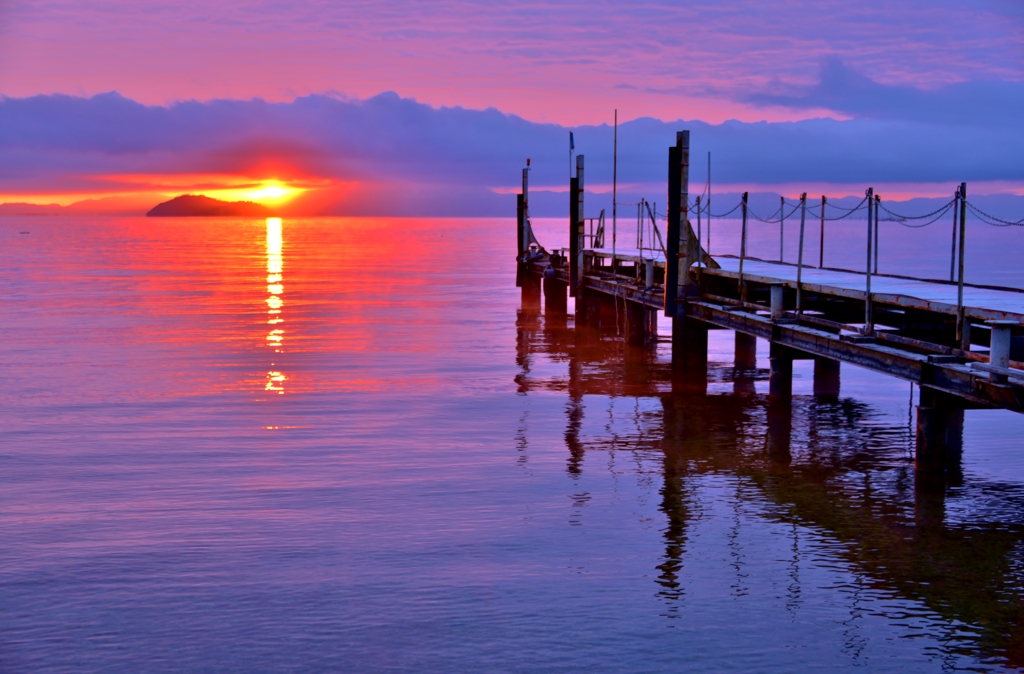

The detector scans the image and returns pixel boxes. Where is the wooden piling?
[664,132,687,318]
[516,193,525,288]
[569,155,584,297]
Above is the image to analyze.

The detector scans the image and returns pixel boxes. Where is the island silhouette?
[147,194,275,217]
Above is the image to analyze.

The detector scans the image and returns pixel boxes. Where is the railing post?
[796,193,807,313]
[873,194,880,274]
[865,187,874,334]
[956,182,968,348]
[739,192,749,301]
[819,195,826,268]
[779,195,785,263]
[950,186,959,282]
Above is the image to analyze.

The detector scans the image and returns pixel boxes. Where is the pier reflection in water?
[516,296,1024,669]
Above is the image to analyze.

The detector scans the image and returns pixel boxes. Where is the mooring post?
[956,182,968,349]
[864,187,874,334]
[739,192,749,301]
[768,342,793,401]
[819,195,826,268]
[987,320,1015,383]
[796,193,807,313]
[813,358,840,398]
[769,283,785,320]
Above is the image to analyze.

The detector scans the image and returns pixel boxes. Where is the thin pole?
[796,193,807,313]
[696,195,702,273]
[950,186,959,282]
[612,109,618,260]
[956,182,968,347]
[707,152,712,257]
[739,192,749,301]
[873,194,880,274]
[779,195,785,262]
[819,195,826,268]
[865,187,874,333]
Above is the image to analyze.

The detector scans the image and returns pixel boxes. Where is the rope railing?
[966,201,1024,227]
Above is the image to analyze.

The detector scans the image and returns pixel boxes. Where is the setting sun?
[210,180,303,204]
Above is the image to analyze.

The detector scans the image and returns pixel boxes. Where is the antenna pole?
[612,110,617,262]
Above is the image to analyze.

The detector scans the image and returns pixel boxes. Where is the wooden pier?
[516,131,1024,480]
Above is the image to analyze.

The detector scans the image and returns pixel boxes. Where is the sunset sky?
[1,0,1022,214]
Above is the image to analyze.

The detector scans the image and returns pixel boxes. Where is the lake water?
[4,215,1024,673]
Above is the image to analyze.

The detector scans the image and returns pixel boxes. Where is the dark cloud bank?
[2,63,1023,218]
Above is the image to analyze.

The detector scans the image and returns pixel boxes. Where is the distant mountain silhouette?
[147,194,274,217]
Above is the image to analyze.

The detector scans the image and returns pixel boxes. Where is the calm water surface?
[4,216,1024,673]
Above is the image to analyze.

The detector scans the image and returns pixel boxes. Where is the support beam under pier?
[769,342,794,402]
[672,315,708,382]
[735,332,757,370]
[813,358,841,399]
[915,388,964,487]
[543,274,567,317]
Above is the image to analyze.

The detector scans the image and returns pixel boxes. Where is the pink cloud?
[1,1,1021,125]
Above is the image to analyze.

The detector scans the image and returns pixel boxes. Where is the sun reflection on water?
[264,217,287,394]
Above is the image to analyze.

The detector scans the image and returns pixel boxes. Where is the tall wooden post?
[516,193,525,288]
[664,134,684,317]
[569,155,585,297]
[956,182,968,348]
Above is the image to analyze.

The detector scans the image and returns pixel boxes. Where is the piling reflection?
[265,217,286,394]
[516,304,1024,668]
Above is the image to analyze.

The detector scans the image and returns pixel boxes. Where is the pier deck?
[516,130,1024,473]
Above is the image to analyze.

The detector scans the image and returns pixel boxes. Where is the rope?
[805,196,869,221]
[878,199,955,222]
[747,201,802,224]
[966,201,1024,227]
[880,202,954,228]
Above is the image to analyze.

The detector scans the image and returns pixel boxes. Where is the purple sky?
[1,0,1022,212]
